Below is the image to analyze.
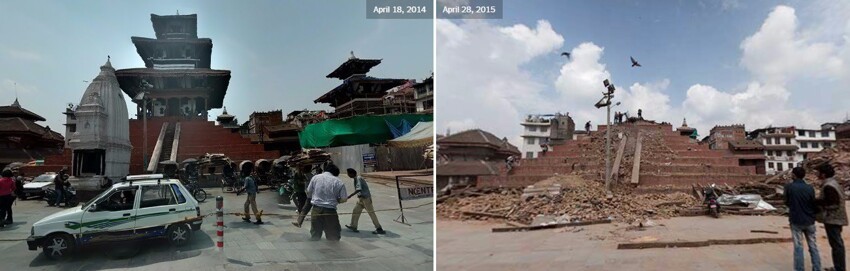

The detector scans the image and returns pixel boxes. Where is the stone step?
[641,164,755,175]
[638,173,766,187]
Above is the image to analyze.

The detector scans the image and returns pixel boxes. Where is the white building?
[520,115,552,159]
[413,76,433,113]
[795,127,836,160]
[752,125,837,175]
[752,126,799,175]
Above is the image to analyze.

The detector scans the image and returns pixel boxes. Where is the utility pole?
[596,79,616,194]
[135,80,153,173]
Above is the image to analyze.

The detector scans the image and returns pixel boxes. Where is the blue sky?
[0,1,433,130]
[437,0,850,144]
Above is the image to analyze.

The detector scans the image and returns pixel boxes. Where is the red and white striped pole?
[216,195,224,251]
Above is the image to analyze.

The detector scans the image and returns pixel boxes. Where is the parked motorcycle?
[43,185,79,207]
[704,184,720,218]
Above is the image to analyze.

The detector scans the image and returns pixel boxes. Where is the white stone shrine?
[67,58,131,194]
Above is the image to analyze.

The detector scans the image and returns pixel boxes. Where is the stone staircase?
[480,121,765,189]
[155,122,176,174]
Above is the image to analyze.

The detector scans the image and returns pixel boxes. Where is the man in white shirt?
[306,164,347,241]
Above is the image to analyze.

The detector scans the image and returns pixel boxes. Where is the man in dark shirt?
[815,163,847,271]
[785,167,821,271]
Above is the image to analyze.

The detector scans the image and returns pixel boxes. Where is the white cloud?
[4,48,44,62]
[683,5,850,134]
[439,4,850,144]
[554,42,610,102]
[739,5,844,84]
[436,19,563,144]
[1,79,37,95]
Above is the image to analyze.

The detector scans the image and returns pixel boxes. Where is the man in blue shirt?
[238,162,263,225]
[344,168,385,235]
[785,167,820,271]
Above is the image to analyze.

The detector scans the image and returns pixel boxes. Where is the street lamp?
[597,79,616,193]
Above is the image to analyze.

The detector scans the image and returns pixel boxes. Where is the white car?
[27,174,203,260]
[21,173,56,199]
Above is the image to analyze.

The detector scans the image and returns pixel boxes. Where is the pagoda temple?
[115,14,231,119]
[0,99,64,168]
[314,52,412,118]
[22,13,277,181]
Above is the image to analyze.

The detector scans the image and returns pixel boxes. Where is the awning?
[299,114,433,148]
[388,121,433,148]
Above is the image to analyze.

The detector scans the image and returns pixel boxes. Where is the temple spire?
[682,118,688,127]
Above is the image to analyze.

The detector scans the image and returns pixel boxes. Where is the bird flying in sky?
[561,52,571,59]
[630,56,641,67]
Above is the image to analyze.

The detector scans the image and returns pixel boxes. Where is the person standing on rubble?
[815,163,846,271]
[785,166,821,271]
[585,121,591,133]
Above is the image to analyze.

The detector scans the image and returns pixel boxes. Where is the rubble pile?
[287,149,331,167]
[437,175,699,224]
[767,139,850,189]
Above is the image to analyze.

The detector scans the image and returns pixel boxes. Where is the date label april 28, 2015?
[438,0,503,19]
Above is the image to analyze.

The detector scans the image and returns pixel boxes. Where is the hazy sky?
[0,1,433,130]
[438,0,850,145]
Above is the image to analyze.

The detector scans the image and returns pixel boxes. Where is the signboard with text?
[399,185,433,201]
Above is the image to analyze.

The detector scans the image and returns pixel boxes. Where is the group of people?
[614,111,628,124]
[238,162,386,241]
[785,163,845,271]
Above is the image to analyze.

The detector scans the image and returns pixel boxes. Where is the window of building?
[822,131,830,137]
[808,131,816,137]
[789,163,794,169]
[798,130,806,136]
[787,151,793,157]
[526,138,535,145]
[824,142,832,148]
[800,142,808,148]
[774,138,780,145]
[528,126,537,132]
[811,142,819,148]
[785,138,791,144]
[767,150,773,156]
[768,162,774,169]
[777,163,784,171]
[540,127,548,133]
[526,152,534,159]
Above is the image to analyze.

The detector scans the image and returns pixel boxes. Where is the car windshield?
[32,174,55,183]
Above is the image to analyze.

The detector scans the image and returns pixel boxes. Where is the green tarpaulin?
[299,114,433,148]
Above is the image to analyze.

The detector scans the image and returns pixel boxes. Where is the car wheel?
[42,233,74,260]
[167,223,191,247]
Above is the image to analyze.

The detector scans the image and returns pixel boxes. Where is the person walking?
[306,164,347,241]
[292,165,315,228]
[292,166,309,214]
[0,169,15,227]
[238,163,263,225]
[815,163,846,271]
[344,168,385,235]
[785,167,821,271]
